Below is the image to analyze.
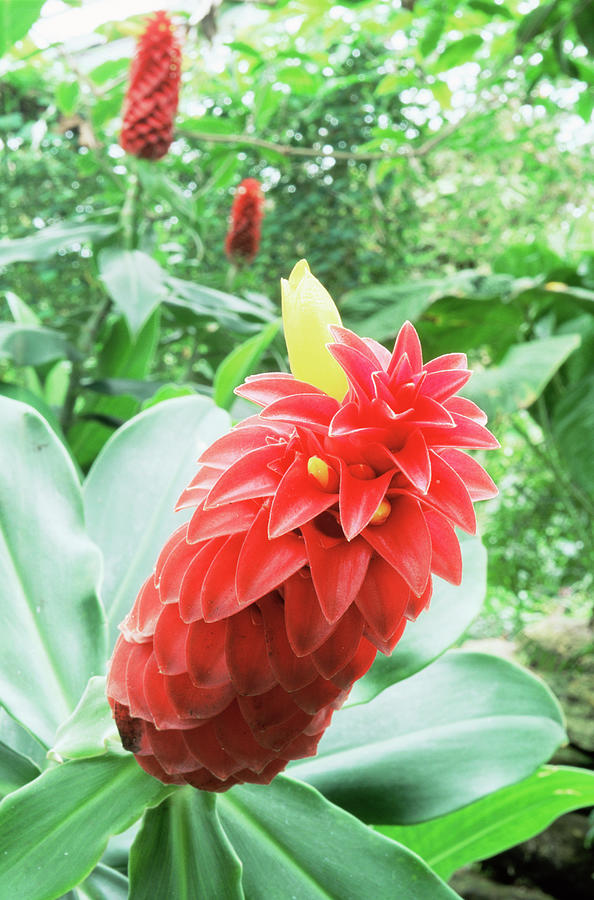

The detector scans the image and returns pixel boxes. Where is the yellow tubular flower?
[281,260,349,400]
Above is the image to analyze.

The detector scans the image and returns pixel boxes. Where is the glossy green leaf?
[70,863,128,900]
[50,677,121,762]
[517,1,556,44]
[214,319,280,411]
[0,0,44,55]
[464,334,581,419]
[437,35,483,69]
[219,776,459,900]
[348,535,486,705]
[0,755,171,900]
[84,396,230,647]
[551,373,594,498]
[4,290,39,325]
[0,709,46,770]
[129,789,243,900]
[99,249,166,335]
[291,651,565,825]
[0,323,72,366]
[166,277,275,333]
[0,398,106,746]
[0,741,40,799]
[56,81,80,115]
[574,3,594,55]
[0,382,63,439]
[0,220,116,266]
[379,765,594,880]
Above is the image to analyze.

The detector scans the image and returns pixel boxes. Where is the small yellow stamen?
[281,260,349,401]
[307,456,339,493]
[369,498,391,526]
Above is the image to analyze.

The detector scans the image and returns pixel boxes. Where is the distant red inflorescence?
[120,11,181,161]
[225,178,265,264]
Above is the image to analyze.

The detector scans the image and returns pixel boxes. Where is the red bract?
[107,321,498,791]
[225,179,264,264]
[120,11,181,161]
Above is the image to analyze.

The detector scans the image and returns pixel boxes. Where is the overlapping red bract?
[120,11,181,161]
[225,178,264,263]
[107,321,498,791]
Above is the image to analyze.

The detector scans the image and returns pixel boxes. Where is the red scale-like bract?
[225,179,264,264]
[120,11,181,161]
[107,321,498,791]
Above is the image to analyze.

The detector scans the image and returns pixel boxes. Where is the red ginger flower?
[225,178,265,264]
[106,261,498,791]
[120,11,181,161]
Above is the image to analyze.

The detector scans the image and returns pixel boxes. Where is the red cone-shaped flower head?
[225,178,265,264]
[120,11,181,161]
[107,261,498,791]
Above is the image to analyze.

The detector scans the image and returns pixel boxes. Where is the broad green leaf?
[0,741,40,798]
[420,10,445,58]
[0,708,47,770]
[0,382,63,439]
[84,396,230,647]
[0,0,44,55]
[291,651,565,825]
[99,249,166,335]
[0,220,116,266]
[0,398,106,746]
[56,81,80,115]
[437,35,483,69]
[0,755,171,900]
[50,677,121,762]
[0,323,72,366]
[464,334,581,420]
[219,776,459,900]
[575,3,594,54]
[214,319,280,411]
[82,377,172,403]
[517,1,556,44]
[467,0,514,19]
[276,65,321,95]
[141,384,198,410]
[348,535,486,705]
[128,789,243,900]
[551,373,594,498]
[166,277,275,333]
[379,765,594,880]
[70,863,128,900]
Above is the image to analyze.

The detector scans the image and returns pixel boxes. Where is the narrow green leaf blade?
[0,756,171,900]
[380,765,594,880]
[0,398,106,746]
[214,319,280,411]
[0,742,40,799]
[0,323,71,367]
[0,221,116,266]
[50,677,121,762]
[219,776,459,900]
[348,535,486,704]
[84,396,230,647]
[291,651,565,824]
[129,789,244,900]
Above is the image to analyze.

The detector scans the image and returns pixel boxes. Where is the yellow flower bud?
[281,260,348,400]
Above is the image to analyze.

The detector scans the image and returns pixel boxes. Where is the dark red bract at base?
[107,321,498,791]
[225,178,265,264]
[120,11,181,161]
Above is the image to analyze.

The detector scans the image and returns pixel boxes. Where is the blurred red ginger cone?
[120,11,181,161]
[225,178,264,264]
[107,260,498,791]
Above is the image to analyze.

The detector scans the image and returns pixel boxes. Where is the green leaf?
[551,373,594,498]
[0,220,116,266]
[467,0,514,18]
[219,776,460,899]
[349,535,486,705]
[0,708,47,770]
[0,741,40,799]
[128,789,244,900]
[517,1,556,45]
[291,650,565,825]
[0,382,63,439]
[56,81,80,115]
[0,0,44,55]
[276,65,321,95]
[50,677,122,762]
[574,2,594,55]
[437,35,483,69]
[420,10,445,58]
[0,323,72,366]
[84,396,230,647]
[166,277,275,333]
[214,319,280,411]
[0,398,106,746]
[4,290,39,325]
[99,249,166,336]
[0,755,171,900]
[71,863,128,900]
[464,334,581,420]
[380,765,594,880]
